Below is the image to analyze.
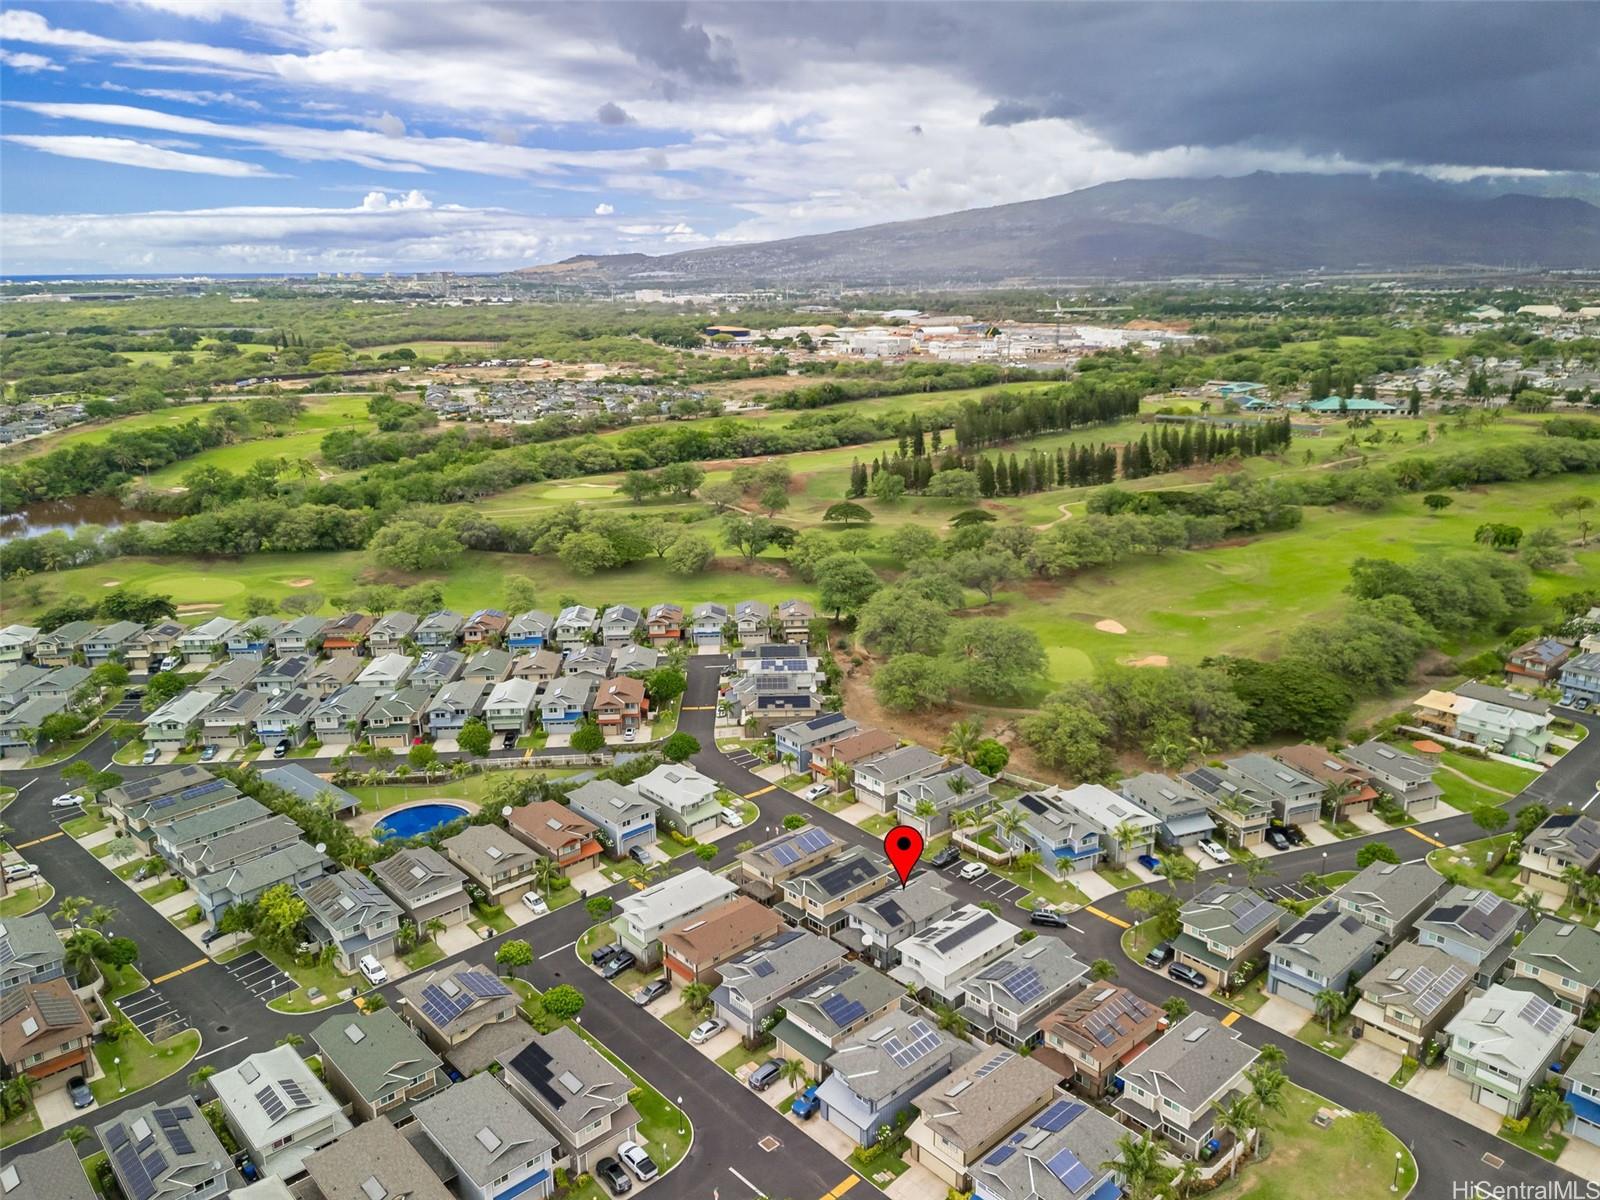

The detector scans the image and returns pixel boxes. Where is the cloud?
[4,134,281,177]
[595,101,634,126]
[359,189,432,210]
[368,110,406,137]
[979,100,1040,127]
[594,202,615,215]
[96,83,263,109]
[0,48,61,71]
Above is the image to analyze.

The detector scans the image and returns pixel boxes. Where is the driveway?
[1343,1038,1402,1083]
[1253,994,1313,1038]
[1071,871,1119,901]
[1301,823,1339,847]
[1556,1135,1600,1183]
[1402,1067,1503,1134]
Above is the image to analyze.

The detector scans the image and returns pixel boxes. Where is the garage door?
[1476,1088,1512,1116]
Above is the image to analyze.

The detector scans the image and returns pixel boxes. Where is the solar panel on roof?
[985,1144,1017,1167]
[459,970,510,999]
[1019,794,1048,816]
[256,1084,287,1121]
[1033,1099,1086,1132]
[974,1051,1012,1079]
[751,959,776,978]
[1046,1147,1093,1193]
[279,1078,309,1108]
[883,1020,941,1068]
[793,827,834,855]
[1522,995,1568,1035]
[935,911,996,953]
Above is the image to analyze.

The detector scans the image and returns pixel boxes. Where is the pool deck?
[357,799,471,840]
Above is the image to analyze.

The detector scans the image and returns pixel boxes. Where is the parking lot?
[222,950,297,1004]
[1257,878,1329,905]
[936,859,1028,905]
[723,748,763,770]
[115,984,192,1039]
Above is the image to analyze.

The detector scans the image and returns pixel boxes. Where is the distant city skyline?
[2,1,1594,273]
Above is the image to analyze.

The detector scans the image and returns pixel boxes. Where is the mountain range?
[522,172,1600,286]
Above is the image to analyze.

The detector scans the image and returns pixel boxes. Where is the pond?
[0,495,175,543]
[373,802,470,841]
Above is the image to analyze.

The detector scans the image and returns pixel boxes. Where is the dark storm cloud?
[610,1,742,86]
[978,100,1041,128]
[595,102,635,126]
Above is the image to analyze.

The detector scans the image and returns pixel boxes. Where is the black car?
[502,732,517,750]
[601,949,638,979]
[1167,962,1207,989]
[748,1059,784,1092]
[633,978,671,1006]
[1144,941,1175,968]
[1029,909,1070,929]
[596,1157,632,1196]
[591,943,622,967]
[1284,824,1309,846]
[67,1075,93,1110]
[1264,828,1292,852]
[930,845,962,869]
[200,927,225,946]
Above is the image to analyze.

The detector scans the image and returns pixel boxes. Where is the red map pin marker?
[884,825,924,888]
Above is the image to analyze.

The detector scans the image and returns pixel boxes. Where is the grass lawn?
[859,813,896,838]
[219,941,363,1013]
[1498,1119,1567,1163]
[1427,835,1520,899]
[1295,1014,1357,1060]
[62,805,111,837]
[661,1003,701,1039]
[403,941,446,971]
[0,879,54,917]
[715,1039,772,1077]
[1434,771,1508,812]
[93,970,201,1103]
[471,901,515,937]
[349,767,582,812]
[1120,920,1166,965]
[1438,751,1540,796]
[139,877,189,904]
[0,1104,43,1148]
[1096,862,1141,890]
[1218,978,1270,1016]
[116,855,165,880]
[112,740,154,766]
[573,1026,691,1171]
[994,862,1089,911]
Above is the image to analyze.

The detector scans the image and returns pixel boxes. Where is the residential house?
[907,1051,1061,1189]
[1562,1035,1600,1147]
[1180,763,1273,847]
[463,648,513,683]
[365,686,432,749]
[1507,918,1600,1015]
[178,616,238,664]
[662,896,786,986]
[999,791,1102,879]
[810,727,899,790]
[897,765,996,839]
[1416,887,1536,985]
[211,1043,352,1178]
[1414,685,1552,759]
[1039,783,1158,866]
[507,801,602,878]
[509,649,562,686]
[592,676,648,737]
[1118,773,1215,849]
[1266,906,1386,1011]
[1327,861,1448,949]
[0,1138,98,1200]
[318,613,373,654]
[499,1026,640,1173]
[150,798,272,871]
[1350,942,1473,1060]
[31,620,95,667]
[25,664,89,702]
[1037,984,1161,1098]
[690,602,728,648]
[1445,986,1576,1116]
[198,688,269,749]
[636,763,722,837]
[142,688,215,753]
[1507,637,1572,684]
[257,651,317,693]
[0,665,48,709]
[538,676,594,737]
[426,679,490,739]
[298,869,402,971]
[1337,740,1442,816]
[271,615,328,657]
[302,653,363,699]
[371,847,472,929]
[0,978,92,1091]
[815,1009,978,1146]
[561,646,613,680]
[774,598,814,642]
[711,929,846,1041]
[412,650,465,693]
[414,611,464,650]
[95,1100,231,1200]
[892,904,1023,1005]
[102,765,235,835]
[852,744,946,814]
[1519,813,1600,903]
[507,610,553,650]
[1173,884,1287,989]
[961,940,1089,1048]
[774,961,906,1076]
[483,678,538,736]
[410,1071,556,1200]
[366,612,419,655]
[733,823,844,902]
[1225,753,1321,828]
[839,877,959,970]
[311,686,383,746]
[443,826,540,900]
[225,619,282,659]
[0,693,66,759]
[256,689,317,748]
[552,605,598,648]
[174,815,302,881]
[310,1009,444,1124]
[81,620,143,665]
[463,608,509,646]
[126,620,184,674]
[0,624,39,667]
[725,645,823,729]
[612,868,739,967]
[612,645,660,675]
[969,1098,1126,1200]
[645,603,683,647]
[566,780,656,860]
[194,657,259,695]
[303,1118,453,1200]
[599,605,642,648]
[1561,652,1600,707]
[398,966,519,1056]
[358,653,416,690]
[732,600,770,644]
[1272,744,1380,819]
[194,842,330,924]
[775,713,859,771]
[0,915,66,994]
[259,763,360,817]
[778,846,895,935]
[1113,1013,1260,1159]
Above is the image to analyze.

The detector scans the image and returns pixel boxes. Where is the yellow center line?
[150,958,210,985]
[743,784,776,799]
[1404,827,1445,849]
[13,831,63,850]
[1084,905,1131,929]
[682,705,715,712]
[1220,1011,1241,1028]
[820,1176,861,1200]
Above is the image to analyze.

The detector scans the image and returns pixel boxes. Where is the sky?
[1,0,1595,275]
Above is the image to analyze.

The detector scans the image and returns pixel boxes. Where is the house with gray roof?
[907,1050,1062,1190]
[711,928,846,1040]
[371,846,471,929]
[508,610,554,650]
[896,764,996,838]
[303,1117,453,1200]
[463,647,513,682]
[271,615,328,658]
[311,685,384,745]
[852,744,946,814]
[0,914,66,994]
[775,961,907,1074]
[0,693,67,758]
[366,612,418,655]
[0,1138,98,1200]
[142,688,215,752]
[1340,739,1441,815]
[357,653,416,690]
[178,617,239,664]
[194,657,259,695]
[175,815,301,881]
[365,685,432,749]
[259,763,360,816]
[484,677,538,734]
[1327,860,1448,949]
[195,842,331,924]
[1114,1013,1260,1159]
[1225,752,1321,827]
[560,645,613,680]
[552,605,598,648]
[690,601,728,647]
[612,644,661,675]
[1508,917,1600,1015]
[410,1072,556,1200]
[198,688,269,749]
[411,650,465,692]
[397,965,519,1056]
[839,875,959,970]
[297,869,402,971]
[1445,985,1576,1116]
[81,620,143,664]
[732,600,770,643]
[0,623,38,667]
[426,679,490,737]
[612,867,738,966]
[415,610,464,650]
[225,619,282,660]
[968,1097,1127,1200]
[106,766,242,842]
[1180,763,1273,847]
[774,712,858,771]
[126,620,184,674]
[1118,772,1215,848]
[210,1043,351,1179]
[302,653,364,700]
[538,675,595,736]
[151,797,271,866]
[256,688,318,748]
[1174,884,1288,989]
[255,655,317,698]
[28,664,90,701]
[599,604,642,648]
[1562,1033,1600,1147]
[310,1008,444,1124]
[1267,905,1385,1011]
[442,825,539,899]
[499,1025,641,1173]
[960,940,1088,1048]
[565,779,656,859]
[1351,942,1474,1060]
[32,620,96,667]
[0,664,50,709]
[94,1098,233,1200]
[1416,886,1536,985]
[778,845,896,935]
[1519,813,1600,905]
[816,1008,978,1146]
[892,905,1023,1005]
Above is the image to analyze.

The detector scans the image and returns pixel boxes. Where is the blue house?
[775,712,857,770]
[1560,650,1600,707]
[1002,791,1101,877]
[1266,905,1383,1011]
[507,610,553,650]
[538,676,594,736]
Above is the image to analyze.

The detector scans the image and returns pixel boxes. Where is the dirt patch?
[1093,619,1127,634]
[1032,504,1074,531]
[176,603,220,614]
[287,578,316,588]
[1126,654,1169,668]
[100,580,122,588]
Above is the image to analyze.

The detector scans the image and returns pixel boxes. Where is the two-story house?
[371,846,472,930]
[3,1137,100,1200]
[95,1099,232,1200]
[199,688,269,749]
[29,621,93,668]
[319,613,374,654]
[1507,637,1572,684]
[816,1009,977,1146]
[552,605,598,648]
[0,624,40,667]
[662,896,786,986]
[260,763,360,818]
[711,928,845,1042]
[690,602,729,648]
[561,646,613,680]
[1266,905,1385,1011]
[778,846,895,935]
[969,1098,1127,1200]
[1037,984,1161,1097]
[1445,986,1576,1116]
[302,654,364,700]
[211,1043,352,1178]
[226,619,282,660]
[1562,1035,1600,1147]
[0,915,67,994]
[635,763,722,838]
[852,745,946,814]
[1113,1013,1261,1159]
[126,620,185,674]
[412,650,466,693]
[775,598,814,642]
[539,676,595,737]
[411,1072,556,1200]
[484,678,538,736]
[892,904,1023,1006]
[398,966,519,1056]
[645,603,683,647]
[507,610,554,651]
[775,713,859,771]
[81,620,143,665]
[510,649,562,686]
[1507,918,1600,1015]
[364,686,432,749]
[1326,861,1448,950]
[256,688,318,749]
[566,780,657,860]
[1350,942,1473,1060]
[1272,744,1381,820]
[195,842,331,925]
[426,679,490,739]
[592,676,648,737]
[463,608,509,646]
[174,814,302,882]
[1180,764,1272,847]
[839,876,959,970]
[192,659,257,698]
[414,610,464,650]
[809,727,899,790]
[1225,753,1322,828]
[464,648,513,683]
[298,869,402,972]
[906,1051,1061,1190]
[142,688,215,753]
[0,979,92,1092]
[1000,791,1103,878]
[959,940,1088,1048]
[366,612,419,655]
[731,823,842,902]
[507,801,602,878]
[499,1026,640,1173]
[897,765,996,839]
[271,615,328,658]
[1339,740,1442,816]
[310,1008,444,1124]
[254,654,316,698]
[613,644,662,675]
[1173,884,1287,989]
[774,961,906,1077]
[732,600,770,644]
[177,616,239,665]
[1416,887,1536,986]
[303,1117,452,1200]
[443,826,540,900]
[311,685,383,746]
[598,605,642,648]
[1118,773,1215,849]
[612,868,739,967]
[1519,813,1600,904]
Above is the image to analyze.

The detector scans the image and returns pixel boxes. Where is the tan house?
[645,604,683,647]
[0,978,93,1092]
[1036,984,1161,1098]
[1508,918,1600,1015]
[397,965,520,1055]
[319,613,374,653]
[593,676,648,736]
[734,823,844,903]
[1350,942,1473,1059]
[906,1051,1061,1189]
[774,598,814,643]
[1518,814,1600,903]
[661,896,786,985]
[442,825,541,898]
[506,801,603,877]
[777,845,894,935]
[808,727,899,788]
[1272,744,1380,818]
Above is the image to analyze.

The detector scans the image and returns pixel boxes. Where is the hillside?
[520,172,1600,285]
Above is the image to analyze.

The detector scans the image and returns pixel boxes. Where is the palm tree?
[278,1033,305,1048]
[914,799,938,821]
[425,917,447,944]
[85,904,117,930]
[1241,855,1271,884]
[681,981,712,1012]
[1215,1095,1259,1180]
[1014,850,1041,885]
[940,719,984,765]
[1089,958,1118,981]
[1314,988,1347,1036]
[1111,821,1144,866]
[1161,996,1190,1022]
[1104,1130,1171,1200]
[62,929,104,987]
[1529,1081,1574,1135]
[827,759,853,794]
[1149,737,1188,770]
[188,1065,217,1093]
[1160,854,1197,896]
[54,895,90,927]
[1245,1064,1288,1144]
[778,1057,808,1094]
[59,1125,90,1147]
[992,806,1025,844]
[1256,1042,1287,1070]
[1320,779,1356,823]
[531,857,561,898]
[1168,1158,1204,1200]
[1562,864,1593,914]
[1188,735,1218,761]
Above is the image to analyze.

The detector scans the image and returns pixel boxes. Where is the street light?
[677,1095,684,1137]
[1391,1150,1403,1191]
[114,1055,124,1092]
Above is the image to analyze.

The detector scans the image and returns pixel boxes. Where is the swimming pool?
[374,802,470,840]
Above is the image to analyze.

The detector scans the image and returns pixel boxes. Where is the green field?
[1,400,240,460]
[144,394,373,484]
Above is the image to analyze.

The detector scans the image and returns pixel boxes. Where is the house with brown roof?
[661,896,786,985]
[506,801,602,877]
[0,978,92,1091]
[1272,744,1380,818]
[1035,984,1161,1098]
[774,598,814,643]
[463,609,510,646]
[645,604,683,647]
[808,727,899,788]
[319,613,374,653]
[592,676,648,736]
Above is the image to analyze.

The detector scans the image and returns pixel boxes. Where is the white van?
[358,954,388,986]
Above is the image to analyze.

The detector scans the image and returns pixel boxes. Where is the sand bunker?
[288,578,315,587]
[176,603,220,614]
[1094,619,1127,634]
[100,580,122,588]
[1127,654,1169,667]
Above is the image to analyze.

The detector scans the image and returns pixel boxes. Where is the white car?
[141,747,160,765]
[623,728,637,743]
[688,1017,727,1044]
[50,793,85,809]
[617,1140,659,1182]
[958,861,987,882]
[1197,839,1230,864]
[800,782,830,801]
[3,862,41,883]
[522,891,549,916]
[158,655,180,673]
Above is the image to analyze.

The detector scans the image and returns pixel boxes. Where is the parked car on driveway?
[601,949,637,979]
[522,891,548,916]
[1283,824,1309,846]
[199,745,219,762]
[67,1075,93,1109]
[596,1157,632,1196]
[628,845,651,867]
[272,739,290,758]
[1264,827,1291,851]
[632,978,671,1006]
[591,943,622,967]
[141,747,160,765]
[1197,839,1230,864]
[1136,853,1163,873]
[1167,962,1207,989]
[1144,941,1175,969]
[689,1017,726,1044]
[748,1059,784,1092]
[790,1083,821,1119]
[618,1140,658,1181]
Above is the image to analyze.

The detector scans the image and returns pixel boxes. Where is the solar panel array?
[978,959,1044,1006]
[106,1124,167,1200]
[256,1084,287,1122]
[767,826,834,867]
[1403,962,1468,1017]
[818,992,867,1028]
[154,1107,192,1156]
[1032,1099,1086,1132]
[935,911,996,953]
[1520,995,1568,1036]
[1226,891,1279,934]
[1080,990,1151,1047]
[751,959,776,978]
[882,1019,941,1069]
[973,1050,1012,1079]
[1045,1146,1094,1192]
